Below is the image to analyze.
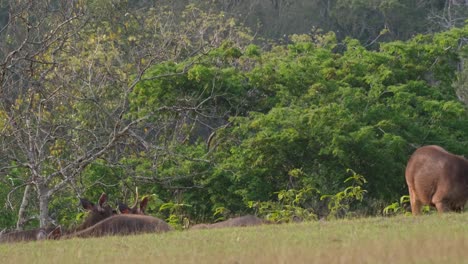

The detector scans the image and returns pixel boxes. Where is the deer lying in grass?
[63,214,171,238]
[190,215,267,230]
[63,192,171,239]
[73,193,117,232]
[1,192,171,241]
[0,193,112,243]
[0,226,61,243]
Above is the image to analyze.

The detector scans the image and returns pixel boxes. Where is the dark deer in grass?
[190,215,267,230]
[406,145,468,215]
[0,226,61,243]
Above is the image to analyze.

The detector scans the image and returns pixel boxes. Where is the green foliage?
[135,22,468,223]
[0,182,18,228]
[210,24,468,214]
[383,195,411,216]
[159,202,192,230]
[211,207,231,222]
[0,166,35,229]
[320,170,368,219]
[249,187,318,223]
[384,195,435,216]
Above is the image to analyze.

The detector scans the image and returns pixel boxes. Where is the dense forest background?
[0,0,468,230]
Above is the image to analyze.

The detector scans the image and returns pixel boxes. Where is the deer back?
[64,214,171,239]
[0,227,61,243]
[191,215,266,230]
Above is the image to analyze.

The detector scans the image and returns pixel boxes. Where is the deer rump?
[405,145,468,214]
[64,214,171,239]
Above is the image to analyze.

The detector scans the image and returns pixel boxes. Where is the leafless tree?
[429,0,468,29]
[0,0,251,229]
[0,0,90,229]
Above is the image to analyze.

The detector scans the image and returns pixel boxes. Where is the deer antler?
[97,193,108,211]
[131,187,139,210]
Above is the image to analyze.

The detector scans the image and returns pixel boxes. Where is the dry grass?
[1,213,468,263]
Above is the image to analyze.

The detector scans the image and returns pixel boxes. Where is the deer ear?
[80,198,95,211]
[47,226,61,240]
[98,193,108,207]
[139,197,149,214]
[118,203,130,214]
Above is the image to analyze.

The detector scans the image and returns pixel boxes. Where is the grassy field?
[1,213,468,263]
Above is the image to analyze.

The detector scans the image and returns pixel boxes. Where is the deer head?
[118,198,149,215]
[118,188,149,215]
[76,193,116,231]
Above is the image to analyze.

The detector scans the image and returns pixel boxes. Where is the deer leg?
[409,188,422,216]
[434,201,449,214]
[411,199,423,216]
[451,204,464,213]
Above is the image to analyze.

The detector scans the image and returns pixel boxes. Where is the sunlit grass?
[1,213,468,263]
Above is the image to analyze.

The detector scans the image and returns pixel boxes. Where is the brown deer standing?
[405,145,468,215]
[190,215,267,230]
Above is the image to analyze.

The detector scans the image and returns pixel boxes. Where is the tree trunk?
[16,184,32,230]
[37,185,50,228]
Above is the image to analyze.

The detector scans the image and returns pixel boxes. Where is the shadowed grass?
[1,213,468,263]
